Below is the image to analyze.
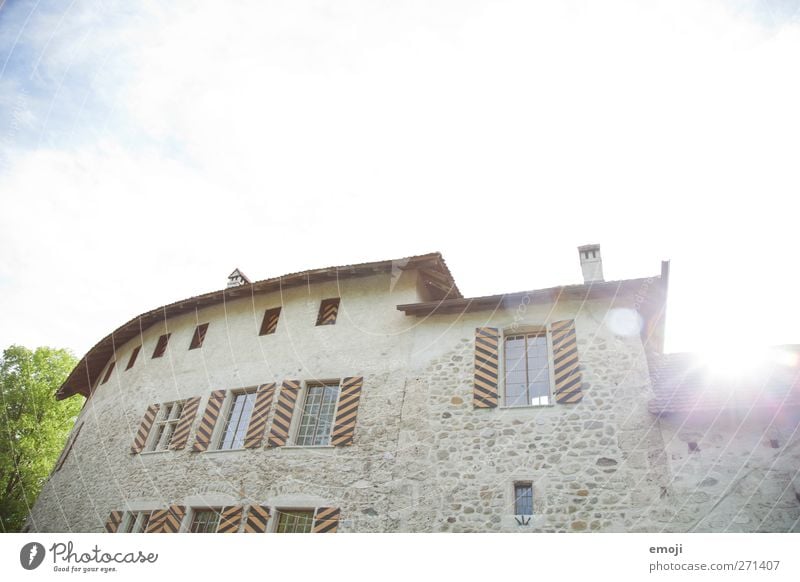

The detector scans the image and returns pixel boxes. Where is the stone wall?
[28,269,800,532]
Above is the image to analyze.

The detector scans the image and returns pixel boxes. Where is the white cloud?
[1,0,799,356]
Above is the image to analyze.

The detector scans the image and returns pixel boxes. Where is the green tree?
[0,345,82,532]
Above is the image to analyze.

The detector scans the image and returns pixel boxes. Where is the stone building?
[27,247,800,533]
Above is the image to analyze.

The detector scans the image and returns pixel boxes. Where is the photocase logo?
[20,542,46,570]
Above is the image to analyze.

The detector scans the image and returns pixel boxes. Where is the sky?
[0,0,799,358]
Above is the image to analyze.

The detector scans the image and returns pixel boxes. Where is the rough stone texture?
[27,270,800,532]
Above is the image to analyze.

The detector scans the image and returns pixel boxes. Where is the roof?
[648,349,800,415]
[56,252,460,400]
[396,276,662,316]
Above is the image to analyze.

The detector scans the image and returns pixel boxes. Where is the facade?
[28,248,800,533]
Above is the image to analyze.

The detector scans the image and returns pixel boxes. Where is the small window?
[189,323,209,350]
[189,509,221,533]
[100,361,115,385]
[769,439,780,449]
[126,346,141,370]
[504,333,551,407]
[122,511,153,533]
[259,307,281,336]
[514,482,533,515]
[276,509,314,533]
[147,401,185,451]
[316,298,340,326]
[218,391,257,450]
[152,333,171,358]
[296,382,339,446]
[688,441,700,453]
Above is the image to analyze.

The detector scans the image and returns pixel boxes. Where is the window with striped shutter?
[551,319,583,403]
[125,345,141,370]
[259,307,281,335]
[152,333,171,358]
[266,380,300,447]
[216,506,244,533]
[130,405,159,454]
[100,361,115,385]
[244,383,276,448]
[146,505,185,533]
[331,377,363,446]
[316,298,340,326]
[311,507,340,533]
[104,511,123,533]
[168,396,201,450]
[192,390,226,452]
[189,323,209,350]
[243,506,271,533]
[473,327,500,408]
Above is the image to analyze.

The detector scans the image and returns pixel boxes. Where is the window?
[152,333,171,358]
[190,509,221,533]
[514,482,533,515]
[296,383,339,446]
[126,346,141,370]
[122,511,152,533]
[316,298,340,326]
[147,401,184,451]
[189,323,209,350]
[688,441,700,453]
[276,509,314,533]
[259,307,281,335]
[100,361,115,385]
[504,333,551,406]
[218,391,257,450]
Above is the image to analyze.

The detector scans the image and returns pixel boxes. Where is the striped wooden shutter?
[169,396,201,450]
[243,506,271,533]
[244,383,276,448]
[147,505,185,533]
[217,506,244,533]
[316,298,340,325]
[331,377,363,446]
[473,327,500,408]
[192,390,226,452]
[104,511,123,533]
[130,404,159,454]
[551,319,583,404]
[266,380,300,447]
[145,509,167,533]
[311,507,340,533]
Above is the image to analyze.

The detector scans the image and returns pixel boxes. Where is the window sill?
[498,404,555,410]
[281,445,335,449]
[202,447,248,454]
[138,450,172,456]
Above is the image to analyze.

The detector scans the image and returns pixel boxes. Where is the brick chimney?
[578,244,604,283]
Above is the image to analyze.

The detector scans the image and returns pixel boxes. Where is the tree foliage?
[0,345,82,532]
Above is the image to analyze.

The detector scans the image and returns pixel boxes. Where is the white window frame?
[188,507,222,533]
[292,381,341,447]
[272,507,315,533]
[215,389,258,450]
[145,400,185,452]
[501,326,556,408]
[121,510,154,533]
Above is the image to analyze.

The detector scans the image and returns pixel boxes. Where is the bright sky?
[1,0,799,359]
